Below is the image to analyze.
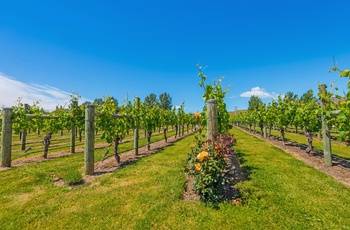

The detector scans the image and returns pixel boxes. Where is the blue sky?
[1,0,349,112]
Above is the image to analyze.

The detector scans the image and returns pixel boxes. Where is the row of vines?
[1,65,237,204]
[230,67,350,164]
[1,93,199,165]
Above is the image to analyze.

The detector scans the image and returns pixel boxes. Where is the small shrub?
[186,125,236,203]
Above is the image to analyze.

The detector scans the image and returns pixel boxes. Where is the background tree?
[300,89,315,103]
[248,95,263,111]
[93,98,103,106]
[284,91,299,101]
[144,93,158,108]
[159,92,172,110]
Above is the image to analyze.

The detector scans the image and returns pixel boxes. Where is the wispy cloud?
[0,73,91,110]
[240,87,279,99]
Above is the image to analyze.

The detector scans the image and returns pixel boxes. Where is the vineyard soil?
[237,127,350,188]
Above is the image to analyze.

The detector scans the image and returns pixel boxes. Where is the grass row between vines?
[246,126,350,160]
[5,128,178,161]
[0,127,350,229]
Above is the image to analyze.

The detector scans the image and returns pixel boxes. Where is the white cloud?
[0,73,91,110]
[240,87,279,99]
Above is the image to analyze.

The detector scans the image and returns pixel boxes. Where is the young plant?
[186,113,236,203]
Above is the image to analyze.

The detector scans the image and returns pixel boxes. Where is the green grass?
[1,127,350,229]
[7,128,178,161]
[263,128,350,160]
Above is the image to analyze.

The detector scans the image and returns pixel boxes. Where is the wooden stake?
[70,100,78,153]
[318,84,332,166]
[134,97,140,155]
[206,99,218,140]
[21,104,29,151]
[1,108,13,167]
[84,105,95,175]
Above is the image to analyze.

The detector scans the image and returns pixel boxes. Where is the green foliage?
[67,92,85,130]
[186,115,236,203]
[284,91,298,100]
[265,101,277,129]
[176,102,185,132]
[94,96,118,107]
[295,94,321,133]
[48,106,67,133]
[95,96,130,144]
[300,89,315,103]
[159,92,172,110]
[144,93,158,108]
[12,98,40,134]
[317,83,340,141]
[197,64,231,133]
[189,65,235,203]
[273,95,297,142]
[248,95,263,111]
[139,102,158,134]
[160,108,176,128]
[329,67,350,142]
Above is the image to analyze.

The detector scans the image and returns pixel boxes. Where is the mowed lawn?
[1,127,350,229]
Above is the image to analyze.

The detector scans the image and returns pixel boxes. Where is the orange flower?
[203,145,208,151]
[195,163,201,171]
[197,151,209,162]
[194,112,201,119]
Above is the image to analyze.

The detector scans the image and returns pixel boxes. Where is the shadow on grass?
[286,142,350,167]
[221,150,256,205]
[92,143,175,176]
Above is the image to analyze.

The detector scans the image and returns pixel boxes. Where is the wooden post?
[263,126,267,138]
[21,104,29,151]
[206,99,218,141]
[1,108,13,167]
[84,105,95,175]
[134,97,140,155]
[70,100,78,153]
[318,84,332,166]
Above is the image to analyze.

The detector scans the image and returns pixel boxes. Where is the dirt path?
[236,127,350,188]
